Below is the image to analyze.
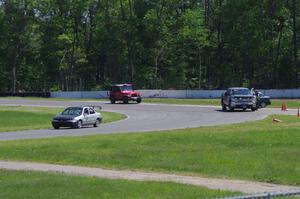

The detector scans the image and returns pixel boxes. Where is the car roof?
[65,106,94,109]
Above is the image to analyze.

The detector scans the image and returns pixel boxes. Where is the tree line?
[0,0,299,92]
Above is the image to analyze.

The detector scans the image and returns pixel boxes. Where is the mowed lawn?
[0,115,300,186]
[0,170,235,199]
[0,106,126,132]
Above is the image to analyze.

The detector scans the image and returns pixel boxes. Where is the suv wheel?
[123,97,129,104]
[110,97,116,104]
[251,107,256,111]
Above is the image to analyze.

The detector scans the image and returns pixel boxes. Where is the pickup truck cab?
[221,87,257,111]
[108,84,142,104]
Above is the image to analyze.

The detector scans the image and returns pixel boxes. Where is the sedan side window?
[84,108,89,115]
[89,108,95,114]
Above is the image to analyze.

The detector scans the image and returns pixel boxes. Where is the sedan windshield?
[120,85,133,91]
[61,107,82,116]
[232,89,251,95]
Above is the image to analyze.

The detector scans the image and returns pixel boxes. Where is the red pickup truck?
[108,84,142,104]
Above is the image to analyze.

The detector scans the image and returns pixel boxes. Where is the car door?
[83,108,90,125]
[115,86,123,100]
[88,108,97,123]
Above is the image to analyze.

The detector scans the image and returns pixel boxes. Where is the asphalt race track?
[0,99,295,141]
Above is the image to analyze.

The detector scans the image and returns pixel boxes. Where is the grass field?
[0,170,235,199]
[0,106,126,132]
[1,96,300,108]
[0,115,300,185]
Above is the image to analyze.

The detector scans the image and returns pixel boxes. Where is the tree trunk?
[292,0,298,86]
[12,65,16,93]
[198,47,202,89]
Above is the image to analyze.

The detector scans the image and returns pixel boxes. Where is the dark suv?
[108,84,142,104]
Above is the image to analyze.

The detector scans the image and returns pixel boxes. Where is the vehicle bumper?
[231,102,256,109]
[129,96,141,101]
[52,121,78,128]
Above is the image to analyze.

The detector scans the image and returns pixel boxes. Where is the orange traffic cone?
[297,108,300,117]
[281,100,287,111]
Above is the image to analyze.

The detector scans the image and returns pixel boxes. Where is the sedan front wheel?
[77,120,82,128]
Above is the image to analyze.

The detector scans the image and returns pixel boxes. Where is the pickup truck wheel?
[136,98,142,103]
[251,107,256,111]
[123,97,129,104]
[228,102,234,112]
[53,125,59,129]
[243,108,246,111]
[222,103,227,111]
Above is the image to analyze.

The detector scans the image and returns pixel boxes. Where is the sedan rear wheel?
[93,118,101,127]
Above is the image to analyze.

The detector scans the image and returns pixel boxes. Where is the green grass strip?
[0,115,300,185]
[0,106,126,132]
[0,170,235,199]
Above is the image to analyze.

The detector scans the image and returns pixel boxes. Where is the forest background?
[0,0,299,92]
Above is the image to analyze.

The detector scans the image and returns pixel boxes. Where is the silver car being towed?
[52,106,102,129]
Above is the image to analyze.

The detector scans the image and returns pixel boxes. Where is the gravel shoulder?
[0,160,299,194]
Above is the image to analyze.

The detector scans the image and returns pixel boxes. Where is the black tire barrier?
[0,92,51,98]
